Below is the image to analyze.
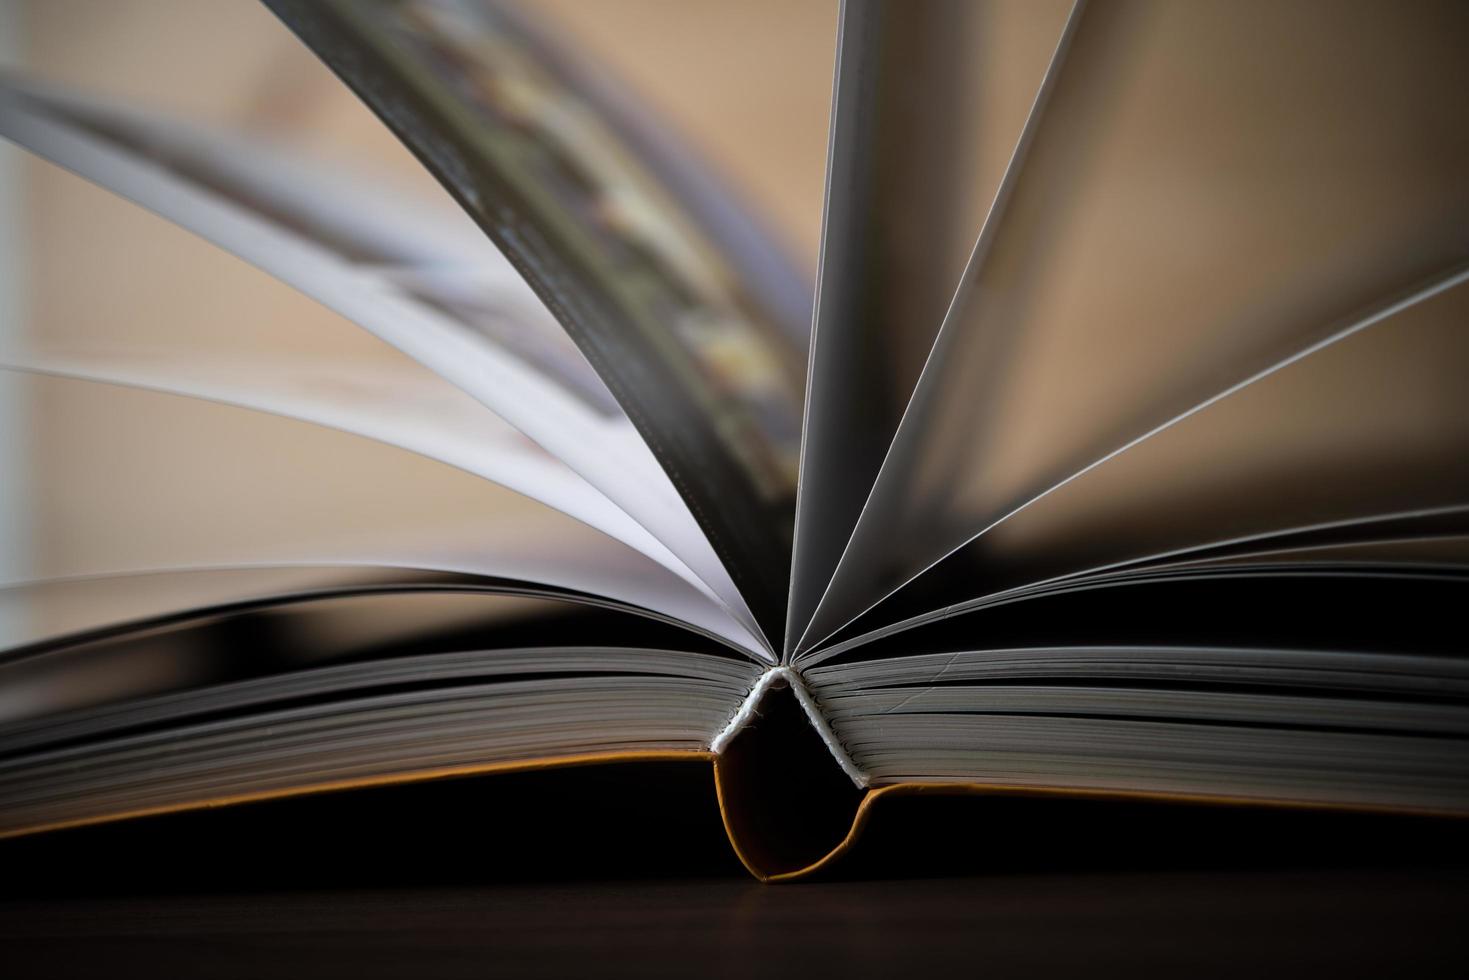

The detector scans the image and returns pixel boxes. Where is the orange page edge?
[3,751,1463,883]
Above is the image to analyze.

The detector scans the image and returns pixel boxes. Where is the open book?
[1,0,1467,881]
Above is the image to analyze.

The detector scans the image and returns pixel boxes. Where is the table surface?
[5,869,1468,979]
[3,762,1466,978]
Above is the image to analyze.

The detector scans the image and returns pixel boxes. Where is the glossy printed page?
[264,0,810,636]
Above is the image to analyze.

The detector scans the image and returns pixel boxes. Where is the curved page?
[0,352,699,594]
[1,373,767,657]
[798,277,1469,662]
[786,0,1072,652]
[798,0,1469,651]
[263,0,807,635]
[0,80,765,646]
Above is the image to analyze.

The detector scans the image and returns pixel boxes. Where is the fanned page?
[0,368,766,656]
[795,0,1469,651]
[0,82,774,647]
[0,0,808,873]
[787,0,1072,652]
[263,0,807,636]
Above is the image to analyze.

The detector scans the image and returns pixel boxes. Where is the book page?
[786,0,1070,653]
[795,0,1469,652]
[0,81,769,647]
[0,372,768,658]
[0,350,699,599]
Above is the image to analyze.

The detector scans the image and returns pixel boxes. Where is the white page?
[0,372,768,659]
[0,351,706,596]
[0,81,764,648]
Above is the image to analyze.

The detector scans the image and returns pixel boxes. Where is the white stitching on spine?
[710,667,868,788]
